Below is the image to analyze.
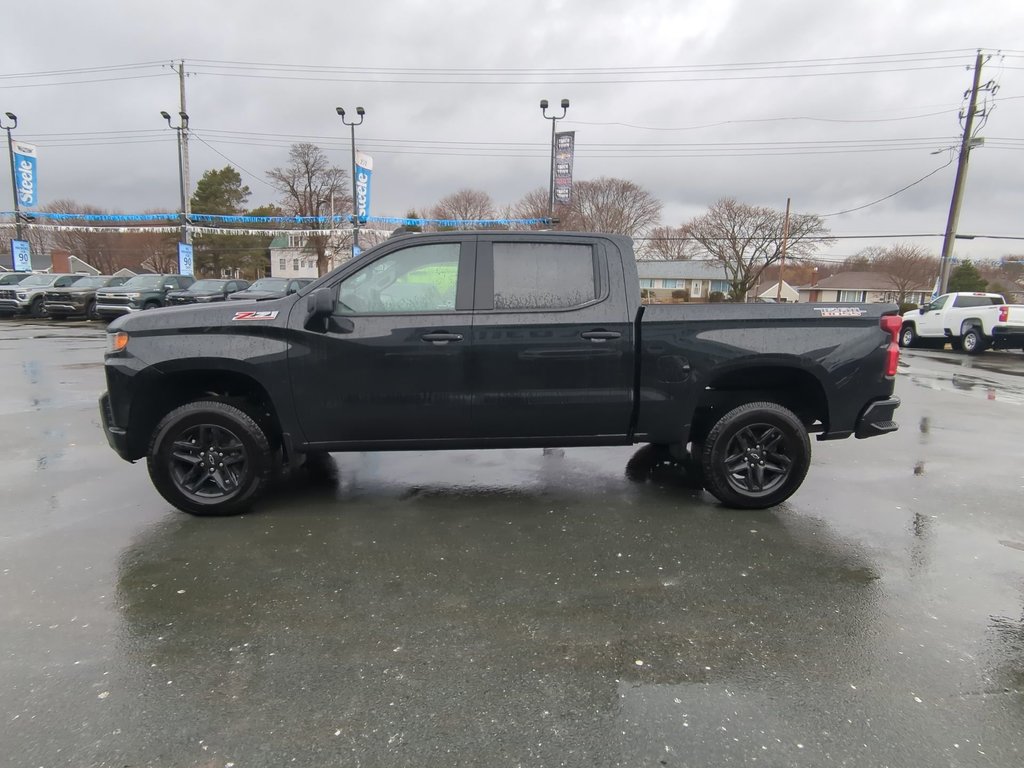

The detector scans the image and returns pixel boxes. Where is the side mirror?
[918,306,926,314]
[304,287,334,326]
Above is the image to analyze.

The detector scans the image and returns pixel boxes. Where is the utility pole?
[173,60,192,245]
[1,112,22,241]
[776,197,791,302]
[938,50,988,294]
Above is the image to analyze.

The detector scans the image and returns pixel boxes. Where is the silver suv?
[0,273,88,318]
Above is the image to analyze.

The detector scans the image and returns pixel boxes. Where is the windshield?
[18,274,59,287]
[0,273,29,285]
[71,277,108,289]
[121,275,165,289]
[248,278,288,291]
[189,280,227,292]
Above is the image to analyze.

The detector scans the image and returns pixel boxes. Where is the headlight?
[195,296,212,302]
[126,292,141,299]
[16,292,28,300]
[106,332,129,354]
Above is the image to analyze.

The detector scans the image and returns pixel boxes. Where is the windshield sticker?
[813,307,867,317]
[233,310,279,321]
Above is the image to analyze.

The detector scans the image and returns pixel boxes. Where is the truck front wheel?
[700,402,810,509]
[899,324,917,348]
[147,400,273,516]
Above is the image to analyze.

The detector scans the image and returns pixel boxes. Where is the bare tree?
[686,198,832,301]
[267,143,350,276]
[638,225,696,260]
[511,188,550,230]
[430,189,496,226]
[869,244,939,305]
[559,177,662,238]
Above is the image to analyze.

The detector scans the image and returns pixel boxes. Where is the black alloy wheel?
[147,400,272,516]
[29,296,46,318]
[701,402,810,509]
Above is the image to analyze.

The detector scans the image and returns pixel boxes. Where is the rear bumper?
[855,396,900,439]
[990,326,1024,347]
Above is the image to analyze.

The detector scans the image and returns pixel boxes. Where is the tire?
[147,400,273,516]
[29,296,46,318]
[700,402,811,510]
[899,324,917,348]
[961,327,987,355]
[86,299,99,321]
[142,300,160,311]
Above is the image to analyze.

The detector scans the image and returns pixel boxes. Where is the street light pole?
[540,98,569,224]
[160,110,191,245]
[1,112,23,241]
[336,106,365,257]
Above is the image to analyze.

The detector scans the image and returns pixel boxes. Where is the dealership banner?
[13,141,38,207]
[553,131,575,206]
[11,239,31,271]
[355,152,373,221]
[178,242,194,276]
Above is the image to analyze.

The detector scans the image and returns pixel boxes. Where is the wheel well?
[689,366,828,444]
[127,370,282,458]
[959,318,983,335]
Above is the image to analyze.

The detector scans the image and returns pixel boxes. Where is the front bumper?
[45,301,88,314]
[0,298,32,314]
[99,392,132,461]
[96,303,140,316]
[855,396,900,439]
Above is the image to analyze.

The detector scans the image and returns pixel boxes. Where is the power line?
[190,133,277,190]
[818,155,956,217]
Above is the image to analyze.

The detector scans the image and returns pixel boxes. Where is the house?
[756,280,800,302]
[797,271,932,305]
[635,260,731,302]
[270,233,351,279]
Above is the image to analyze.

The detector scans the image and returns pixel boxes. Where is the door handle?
[421,332,464,344]
[581,330,621,341]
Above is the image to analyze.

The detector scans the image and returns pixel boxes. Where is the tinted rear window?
[492,243,597,311]
[952,295,1003,308]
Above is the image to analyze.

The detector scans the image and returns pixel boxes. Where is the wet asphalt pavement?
[1,319,1023,768]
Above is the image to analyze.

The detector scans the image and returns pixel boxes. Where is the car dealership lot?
[1,319,1022,767]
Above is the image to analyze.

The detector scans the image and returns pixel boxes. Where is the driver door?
[287,237,476,447]
[917,294,949,337]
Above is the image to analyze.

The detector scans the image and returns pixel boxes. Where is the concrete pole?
[178,61,192,245]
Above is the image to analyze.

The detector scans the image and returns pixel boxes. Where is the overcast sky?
[3,0,1023,263]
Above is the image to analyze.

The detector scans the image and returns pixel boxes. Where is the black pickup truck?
[100,231,901,516]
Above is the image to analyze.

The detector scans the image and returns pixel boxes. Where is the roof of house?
[636,260,729,280]
[798,271,931,291]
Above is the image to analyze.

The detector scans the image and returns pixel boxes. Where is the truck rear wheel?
[961,327,988,355]
[700,402,810,509]
[147,400,273,516]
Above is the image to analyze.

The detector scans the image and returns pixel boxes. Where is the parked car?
[95,274,195,321]
[100,231,901,516]
[45,275,128,320]
[899,292,1024,354]
[0,273,88,318]
[228,277,313,301]
[166,279,250,306]
[0,272,31,286]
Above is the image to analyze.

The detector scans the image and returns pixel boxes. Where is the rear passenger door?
[470,236,634,440]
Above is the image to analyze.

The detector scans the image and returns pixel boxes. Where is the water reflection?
[113,451,885,764]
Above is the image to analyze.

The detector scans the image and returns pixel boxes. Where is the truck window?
[492,242,597,310]
[336,243,460,314]
[952,295,1003,308]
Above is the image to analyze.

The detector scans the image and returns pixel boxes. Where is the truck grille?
[0,289,14,300]
[98,295,132,307]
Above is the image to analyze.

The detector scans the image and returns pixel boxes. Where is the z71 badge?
[232,310,279,321]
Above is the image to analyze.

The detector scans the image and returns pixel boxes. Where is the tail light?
[998,305,1008,323]
[880,315,901,377]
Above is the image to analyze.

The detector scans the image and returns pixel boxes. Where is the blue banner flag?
[12,141,38,208]
[355,152,373,221]
[11,239,31,271]
[178,243,194,276]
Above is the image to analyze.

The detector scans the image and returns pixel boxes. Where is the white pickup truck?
[899,292,1024,354]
